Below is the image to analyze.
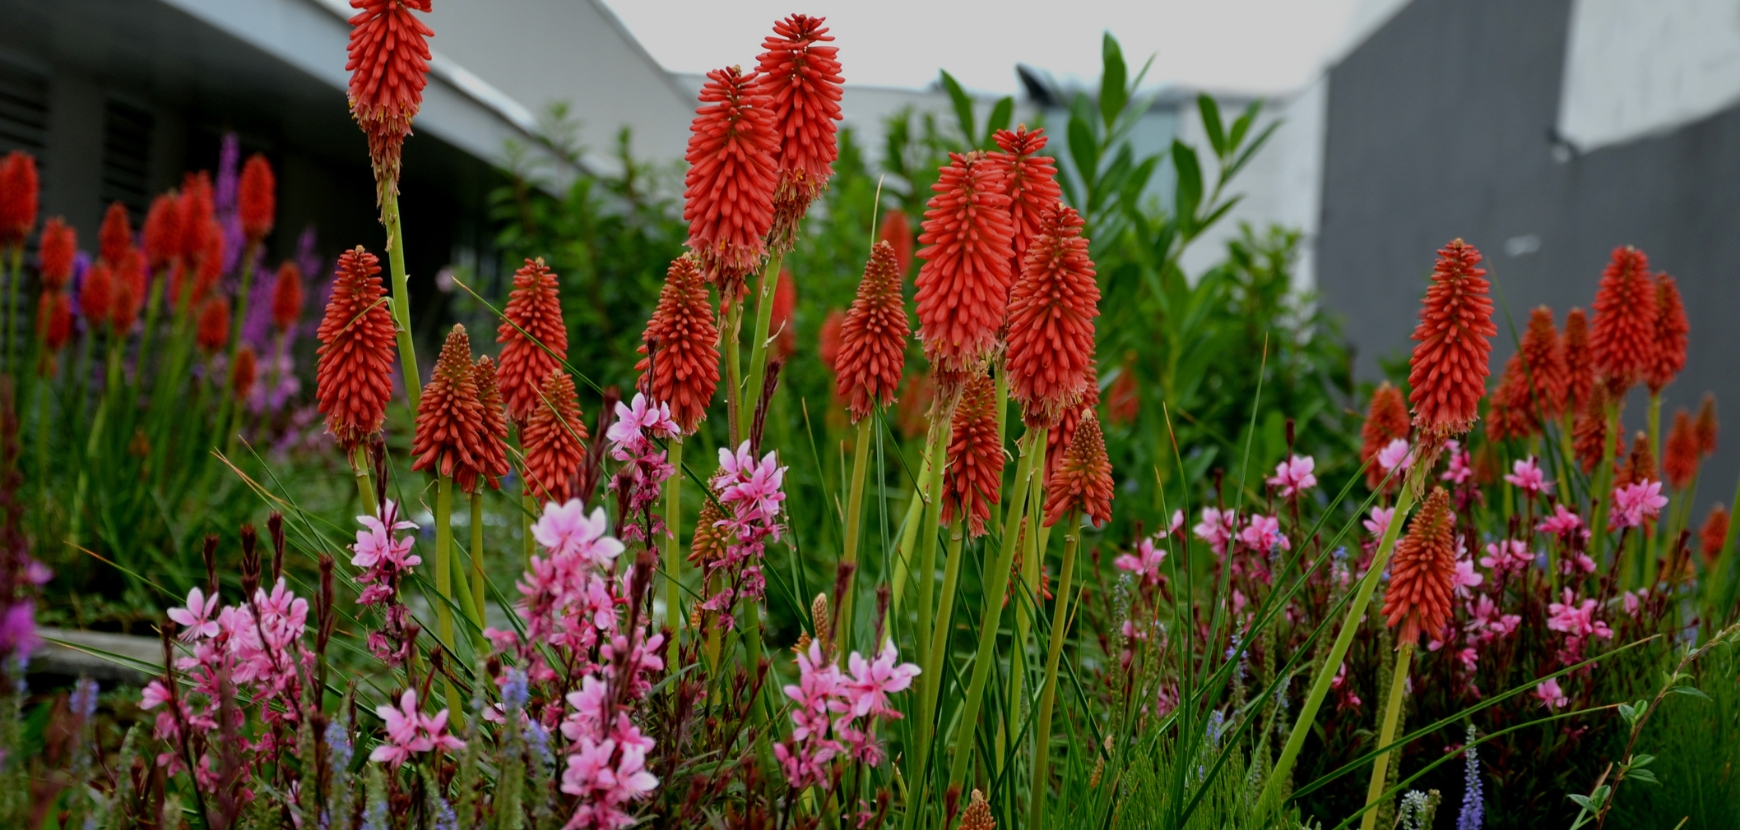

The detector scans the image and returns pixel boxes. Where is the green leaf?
[1229,99,1262,149]
[1568,794,1599,811]
[984,96,1014,147]
[1100,33,1128,130]
[1197,94,1227,157]
[1627,767,1660,785]
[1171,140,1203,224]
[1617,702,1638,723]
[940,70,976,145]
[1069,113,1101,191]
[1630,754,1656,767]
[1668,684,1711,700]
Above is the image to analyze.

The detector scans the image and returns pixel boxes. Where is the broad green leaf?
[1069,113,1100,192]
[1668,684,1711,700]
[1171,140,1203,226]
[984,96,1015,147]
[940,70,976,145]
[1626,767,1659,785]
[1197,94,1226,157]
[1229,99,1262,150]
[1100,33,1128,130]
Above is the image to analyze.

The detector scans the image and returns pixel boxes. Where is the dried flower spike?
[756,14,844,252]
[521,368,588,504]
[1591,246,1658,396]
[683,65,779,297]
[412,325,493,493]
[941,372,1004,537]
[637,256,720,434]
[957,789,995,830]
[1645,274,1687,395]
[1360,382,1410,489]
[0,151,39,248]
[315,247,398,450]
[835,241,909,422]
[1006,204,1098,428]
[345,0,434,206]
[1043,408,1114,527]
[1382,486,1457,644]
[914,152,1014,381]
[496,258,569,423]
[1408,239,1496,443]
[1572,385,1614,474]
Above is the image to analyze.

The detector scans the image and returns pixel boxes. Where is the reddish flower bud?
[38,217,76,292]
[315,247,398,450]
[1382,486,1457,644]
[1700,506,1729,568]
[915,152,1014,381]
[756,14,844,252]
[1663,409,1700,490]
[496,258,569,424]
[471,354,511,491]
[770,267,797,359]
[1487,352,1537,442]
[99,202,132,266]
[196,296,230,354]
[1591,246,1657,396]
[1105,358,1138,426]
[636,256,720,434]
[142,193,182,270]
[193,219,225,304]
[878,208,912,278]
[111,249,144,333]
[941,372,1003,538]
[1047,362,1099,482]
[1360,382,1411,490]
[1645,275,1687,395]
[1043,408,1113,527]
[817,307,845,374]
[178,173,214,264]
[1006,204,1098,428]
[896,370,935,440]
[238,154,276,245]
[684,65,779,297]
[1562,307,1594,414]
[1408,240,1495,442]
[346,0,434,206]
[37,290,71,352]
[412,325,495,494]
[991,126,1062,270]
[521,368,588,504]
[271,261,304,333]
[80,260,113,326]
[232,345,258,403]
[835,242,909,423]
[1695,393,1718,457]
[1615,429,1655,490]
[1572,385,1614,474]
[0,151,39,248]
[1519,306,1568,420]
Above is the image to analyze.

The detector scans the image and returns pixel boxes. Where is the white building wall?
[1558,0,1740,151]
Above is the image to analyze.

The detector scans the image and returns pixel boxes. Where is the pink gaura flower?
[1237,514,1289,554]
[1480,539,1534,575]
[1560,551,1596,575]
[533,500,624,567]
[1440,440,1473,485]
[1535,677,1568,710]
[1609,479,1668,530]
[1547,589,1613,641]
[167,587,221,641]
[714,441,788,523]
[1266,454,1317,498]
[1504,456,1551,495]
[1113,535,1167,587]
[1376,438,1412,476]
[606,393,678,458]
[1537,504,1589,544]
[1363,505,1396,541]
[370,690,434,767]
[843,639,921,719]
[1453,558,1484,597]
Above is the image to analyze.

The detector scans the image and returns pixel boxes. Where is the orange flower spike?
[1573,386,1613,474]
[1486,356,1535,442]
[232,345,258,403]
[1043,408,1114,527]
[1408,239,1496,443]
[38,218,76,292]
[879,208,913,277]
[110,250,145,333]
[1562,307,1594,413]
[1645,275,1687,395]
[37,291,72,353]
[1360,381,1411,489]
[80,261,114,328]
[835,241,910,423]
[238,154,276,246]
[1591,246,1658,396]
[756,14,844,252]
[0,151,39,248]
[817,308,845,374]
[1699,506,1729,567]
[941,372,1005,537]
[770,268,797,359]
[1047,362,1099,481]
[142,193,182,271]
[193,219,225,304]
[178,173,214,264]
[1105,362,1138,426]
[896,370,935,440]
[271,261,304,334]
[1382,486,1458,644]
[1694,393,1718,457]
[98,202,132,266]
[315,247,398,450]
[683,65,779,297]
[992,126,1062,268]
[470,355,511,490]
[521,368,588,504]
[1663,409,1700,490]
[196,296,231,354]
[914,152,1015,379]
[412,325,493,494]
[496,258,569,423]
[636,256,721,434]
[1519,307,1568,419]
[346,0,434,204]
[1006,204,1098,428]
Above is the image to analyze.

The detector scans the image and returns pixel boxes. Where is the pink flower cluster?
[698,441,788,628]
[370,689,464,767]
[1440,440,1474,485]
[1192,507,1238,556]
[1266,454,1317,498]
[1504,456,1550,496]
[1546,589,1613,664]
[773,640,919,790]
[1479,539,1534,576]
[559,676,659,829]
[1608,479,1668,531]
[1114,535,1167,587]
[606,393,680,543]
[349,500,421,666]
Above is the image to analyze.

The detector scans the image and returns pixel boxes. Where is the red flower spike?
[470,355,512,491]
[991,126,1062,269]
[818,308,845,374]
[412,325,495,494]
[38,218,75,292]
[1562,307,1594,414]
[1519,307,1568,420]
[879,208,913,278]
[232,345,258,403]
[1645,275,1687,395]
[178,173,214,264]
[683,65,779,297]
[238,154,276,245]
[914,151,1015,380]
[1695,393,1718,457]
[271,261,304,333]
[194,220,225,303]
[1006,204,1098,428]
[1360,381,1411,490]
[835,241,910,423]
[1663,409,1700,490]
[346,0,434,207]
[80,260,113,327]
[1700,506,1729,567]
[111,249,145,333]
[1047,362,1100,481]
[941,372,1004,538]
[1106,360,1138,426]
[896,370,935,440]
[37,291,72,352]
[521,368,588,504]
[1382,486,1457,644]
[1616,430,1655,490]
[316,247,399,450]
[636,256,721,435]
[1572,385,1614,474]
[0,151,39,248]
[756,14,844,252]
[142,193,182,271]
[1488,352,1541,442]
[1408,240,1496,443]
[1591,247,1658,396]
[196,296,231,354]
[496,258,569,423]
[1043,408,1114,528]
[770,268,797,359]
[99,202,132,266]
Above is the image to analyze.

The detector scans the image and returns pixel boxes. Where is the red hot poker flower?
[1562,307,1594,414]
[412,325,494,494]
[1519,306,1568,419]
[941,372,1004,538]
[1645,275,1687,395]
[346,0,434,205]
[111,248,146,332]
[1695,393,1718,456]
[1047,362,1099,481]
[684,66,779,297]
[1591,246,1658,396]
[496,258,569,424]
[271,261,304,333]
[196,296,231,354]
[756,14,844,252]
[991,126,1062,269]
[316,247,399,450]
[99,202,132,266]
[835,241,910,422]
[818,308,844,374]
[38,218,76,292]
[1700,506,1730,567]
[636,256,720,435]
[178,173,214,264]
[521,368,588,504]
[1382,486,1457,644]
[1573,385,1614,474]
[879,208,913,278]
[238,154,276,245]
[0,151,39,248]
[914,152,1014,381]
[1487,354,1536,442]
[1360,382,1410,490]
[1105,360,1138,426]
[80,260,114,327]
[1408,239,1496,442]
[142,193,182,271]
[770,267,797,359]
[1043,408,1114,527]
[1006,204,1098,428]
[232,345,258,403]
[470,355,511,491]
[38,291,72,353]
[1663,409,1701,490]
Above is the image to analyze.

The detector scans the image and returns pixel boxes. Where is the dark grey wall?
[1316,0,1740,512]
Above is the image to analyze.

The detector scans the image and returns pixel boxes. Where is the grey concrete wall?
[1315,0,1740,512]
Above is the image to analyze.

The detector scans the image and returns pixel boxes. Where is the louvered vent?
[101,98,153,219]
[0,58,48,158]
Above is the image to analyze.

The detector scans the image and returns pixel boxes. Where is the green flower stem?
[352,446,377,517]
[722,294,745,448]
[1645,392,1663,587]
[1007,430,1046,773]
[1713,471,1740,611]
[739,254,783,436]
[1029,506,1079,830]
[946,427,1041,789]
[836,417,873,654]
[434,473,463,719]
[664,436,685,669]
[470,490,487,622]
[383,189,421,411]
[912,422,949,676]
[68,374,108,548]
[228,245,257,361]
[1360,640,1415,830]
[450,504,482,642]
[889,437,935,625]
[910,519,965,820]
[1593,399,1619,565]
[1261,474,1420,815]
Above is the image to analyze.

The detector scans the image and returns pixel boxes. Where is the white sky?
[598,0,1383,96]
